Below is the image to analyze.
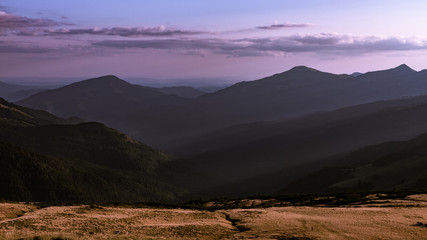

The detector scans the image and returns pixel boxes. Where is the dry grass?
[0,205,235,239]
[2,194,427,239]
[221,206,427,239]
[0,203,39,221]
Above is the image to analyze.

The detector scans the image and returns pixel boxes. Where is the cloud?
[46,26,206,37]
[257,22,313,30]
[4,27,427,59]
[93,38,231,50]
[92,33,427,57]
[0,10,67,29]
[0,40,53,53]
[287,33,342,45]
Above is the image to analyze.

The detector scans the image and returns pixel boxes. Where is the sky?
[1,0,427,84]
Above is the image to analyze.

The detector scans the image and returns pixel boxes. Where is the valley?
[2,1,427,239]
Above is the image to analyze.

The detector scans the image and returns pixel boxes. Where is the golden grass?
[221,206,427,239]
[0,203,38,221]
[2,194,427,239]
[0,205,235,239]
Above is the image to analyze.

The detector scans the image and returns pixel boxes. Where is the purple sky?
[1,0,427,84]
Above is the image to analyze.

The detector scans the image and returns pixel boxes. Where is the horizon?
[1,63,422,88]
[1,1,427,83]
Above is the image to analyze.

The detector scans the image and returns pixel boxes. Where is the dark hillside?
[0,98,185,203]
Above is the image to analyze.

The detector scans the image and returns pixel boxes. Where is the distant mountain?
[281,133,427,194]
[154,64,427,148]
[17,65,427,149]
[0,98,185,203]
[158,86,205,98]
[195,64,426,122]
[17,75,226,147]
[18,75,188,119]
[0,81,45,102]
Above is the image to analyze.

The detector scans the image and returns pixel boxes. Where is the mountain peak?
[392,64,416,73]
[91,75,122,82]
[362,64,417,78]
[288,66,320,73]
[99,75,120,79]
[69,75,131,88]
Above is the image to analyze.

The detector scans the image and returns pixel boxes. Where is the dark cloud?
[0,10,67,29]
[92,34,427,57]
[46,26,206,37]
[15,29,44,36]
[257,22,312,30]
[0,40,53,53]
[93,38,230,50]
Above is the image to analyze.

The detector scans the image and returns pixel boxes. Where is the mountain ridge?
[17,64,427,149]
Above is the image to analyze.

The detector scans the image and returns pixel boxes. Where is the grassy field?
[2,193,427,239]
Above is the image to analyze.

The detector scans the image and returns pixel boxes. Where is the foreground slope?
[0,98,184,202]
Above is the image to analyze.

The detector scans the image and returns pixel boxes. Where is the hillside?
[0,97,68,126]
[281,133,427,194]
[0,141,180,203]
[175,94,427,156]
[174,95,427,197]
[0,98,185,203]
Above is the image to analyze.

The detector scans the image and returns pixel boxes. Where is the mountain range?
[17,64,427,150]
[3,64,427,201]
